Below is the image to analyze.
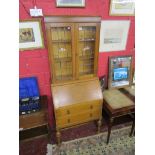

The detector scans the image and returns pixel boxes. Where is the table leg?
[47,124,51,143]
[56,129,61,146]
[107,117,114,144]
[97,118,102,134]
[130,119,135,137]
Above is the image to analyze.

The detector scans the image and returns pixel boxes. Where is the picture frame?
[108,55,132,89]
[109,0,135,16]
[56,0,85,7]
[132,69,135,84]
[19,19,44,51]
[99,20,130,52]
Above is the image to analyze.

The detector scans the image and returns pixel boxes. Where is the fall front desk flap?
[51,78,103,109]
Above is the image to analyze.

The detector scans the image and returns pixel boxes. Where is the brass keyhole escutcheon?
[68,119,70,123]
[90,105,93,109]
[67,110,70,114]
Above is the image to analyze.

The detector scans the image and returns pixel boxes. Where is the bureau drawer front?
[56,109,101,128]
[55,101,102,117]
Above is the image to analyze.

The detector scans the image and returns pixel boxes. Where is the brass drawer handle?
[90,105,93,109]
[90,113,92,117]
[67,110,70,114]
[67,119,70,123]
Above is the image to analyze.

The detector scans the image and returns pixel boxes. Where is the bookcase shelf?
[52,40,71,43]
[79,56,94,60]
[80,71,94,75]
[54,57,72,62]
[79,39,95,42]
[56,75,73,80]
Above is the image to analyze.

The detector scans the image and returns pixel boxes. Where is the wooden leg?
[47,124,51,143]
[107,117,114,144]
[130,119,135,137]
[56,129,61,146]
[97,118,102,134]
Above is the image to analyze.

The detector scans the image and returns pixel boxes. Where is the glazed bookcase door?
[76,23,100,79]
[46,23,75,83]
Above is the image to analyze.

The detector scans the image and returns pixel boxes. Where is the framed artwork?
[99,75,107,93]
[19,19,44,51]
[99,20,130,52]
[109,0,135,16]
[56,0,85,7]
[132,69,135,84]
[108,55,132,89]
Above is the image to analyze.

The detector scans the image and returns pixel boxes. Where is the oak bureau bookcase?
[44,16,103,145]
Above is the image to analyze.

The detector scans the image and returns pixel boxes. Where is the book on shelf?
[55,62,61,77]
[67,29,71,41]
[84,28,89,39]
[52,28,58,40]
[79,28,84,40]
[67,44,72,58]
[53,44,59,58]
[51,28,55,40]
[61,28,65,40]
[57,28,62,40]
[79,42,84,56]
[92,28,96,39]
[69,63,72,75]
[64,28,68,41]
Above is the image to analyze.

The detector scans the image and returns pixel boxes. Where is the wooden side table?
[19,96,50,142]
[103,89,135,144]
[119,86,135,137]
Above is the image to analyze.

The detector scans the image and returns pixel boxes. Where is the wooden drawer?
[56,109,101,128]
[19,112,47,130]
[55,100,102,117]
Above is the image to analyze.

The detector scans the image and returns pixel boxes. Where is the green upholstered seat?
[103,89,134,109]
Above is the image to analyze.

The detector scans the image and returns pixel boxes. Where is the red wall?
[19,0,135,127]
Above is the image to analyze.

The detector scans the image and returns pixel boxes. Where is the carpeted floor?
[20,114,134,155]
[47,126,135,155]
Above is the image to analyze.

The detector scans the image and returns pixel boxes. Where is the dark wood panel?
[19,125,48,141]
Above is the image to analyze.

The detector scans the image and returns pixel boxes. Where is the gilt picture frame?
[109,0,135,16]
[108,55,132,89]
[19,19,44,51]
[56,0,85,7]
[132,69,135,84]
